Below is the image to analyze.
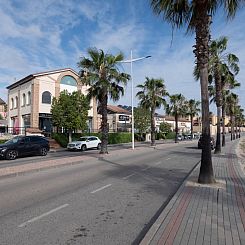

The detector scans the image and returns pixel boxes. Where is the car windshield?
[79,137,88,141]
[4,137,22,144]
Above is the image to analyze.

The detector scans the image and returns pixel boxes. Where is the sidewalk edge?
[138,160,201,245]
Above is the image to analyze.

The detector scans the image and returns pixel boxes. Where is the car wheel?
[40,147,48,156]
[97,143,101,150]
[6,150,18,160]
[81,144,87,151]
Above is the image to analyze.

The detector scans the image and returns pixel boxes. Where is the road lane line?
[122,174,135,180]
[142,166,151,171]
[166,158,171,160]
[18,204,69,228]
[91,184,112,194]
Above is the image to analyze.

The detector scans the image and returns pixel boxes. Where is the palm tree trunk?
[215,106,221,153]
[214,71,222,154]
[222,103,226,146]
[100,91,108,154]
[175,114,178,143]
[195,4,215,184]
[151,106,156,146]
[191,115,193,138]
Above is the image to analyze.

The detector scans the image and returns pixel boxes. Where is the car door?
[16,137,32,156]
[86,137,93,149]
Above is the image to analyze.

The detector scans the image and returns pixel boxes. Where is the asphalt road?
[0,140,201,245]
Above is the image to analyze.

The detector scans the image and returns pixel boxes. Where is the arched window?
[27,91,31,105]
[42,91,52,104]
[11,98,14,109]
[22,93,26,106]
[15,96,18,108]
[60,75,77,86]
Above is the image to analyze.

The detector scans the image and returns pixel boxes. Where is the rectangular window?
[22,115,31,128]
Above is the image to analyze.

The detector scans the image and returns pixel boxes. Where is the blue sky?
[0,0,244,114]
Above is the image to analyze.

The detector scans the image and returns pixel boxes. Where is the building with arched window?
[7,68,98,134]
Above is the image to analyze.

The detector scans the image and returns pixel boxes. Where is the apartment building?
[7,68,98,134]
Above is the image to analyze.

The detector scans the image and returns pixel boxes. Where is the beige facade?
[0,98,7,119]
[7,68,97,134]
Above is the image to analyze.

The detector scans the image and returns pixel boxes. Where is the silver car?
[67,136,101,151]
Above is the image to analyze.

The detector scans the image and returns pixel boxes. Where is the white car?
[67,136,101,151]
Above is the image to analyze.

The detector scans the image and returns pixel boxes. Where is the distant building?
[98,105,131,132]
[6,68,98,134]
[0,98,7,119]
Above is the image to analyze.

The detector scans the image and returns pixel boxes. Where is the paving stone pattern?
[141,140,245,245]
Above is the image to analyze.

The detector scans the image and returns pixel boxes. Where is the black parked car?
[198,135,215,150]
[0,135,50,160]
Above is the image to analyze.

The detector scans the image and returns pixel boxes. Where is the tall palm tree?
[220,69,240,146]
[186,99,201,138]
[208,37,239,153]
[78,48,130,154]
[136,77,168,146]
[150,0,244,184]
[226,92,238,141]
[166,94,187,143]
[234,105,244,139]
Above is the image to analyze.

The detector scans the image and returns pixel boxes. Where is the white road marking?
[142,166,151,171]
[18,204,69,228]
[166,158,171,160]
[91,184,112,194]
[155,161,162,166]
[122,174,135,180]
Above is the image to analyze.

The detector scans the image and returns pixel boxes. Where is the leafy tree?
[78,48,130,154]
[166,94,187,143]
[134,106,151,137]
[159,122,172,135]
[51,90,90,143]
[136,77,168,146]
[150,0,244,184]
[186,99,200,138]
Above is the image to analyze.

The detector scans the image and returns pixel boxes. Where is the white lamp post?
[120,50,151,149]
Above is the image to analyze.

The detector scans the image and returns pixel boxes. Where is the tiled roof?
[6,68,79,90]
[107,105,131,114]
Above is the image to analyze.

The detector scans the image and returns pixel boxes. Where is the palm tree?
[136,77,168,146]
[186,99,201,138]
[221,69,240,146]
[78,48,130,154]
[208,37,239,153]
[166,94,187,143]
[150,0,244,184]
[226,92,238,141]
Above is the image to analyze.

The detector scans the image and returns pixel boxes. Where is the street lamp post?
[121,50,151,149]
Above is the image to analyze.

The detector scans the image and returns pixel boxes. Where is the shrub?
[156,132,165,140]
[165,132,175,139]
[108,133,131,144]
[0,139,7,144]
[52,133,68,147]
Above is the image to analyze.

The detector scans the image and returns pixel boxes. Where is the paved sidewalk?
[140,138,245,245]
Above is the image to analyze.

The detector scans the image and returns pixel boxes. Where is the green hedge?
[108,133,131,144]
[165,132,176,139]
[52,132,132,147]
[52,133,69,148]
[0,139,7,144]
